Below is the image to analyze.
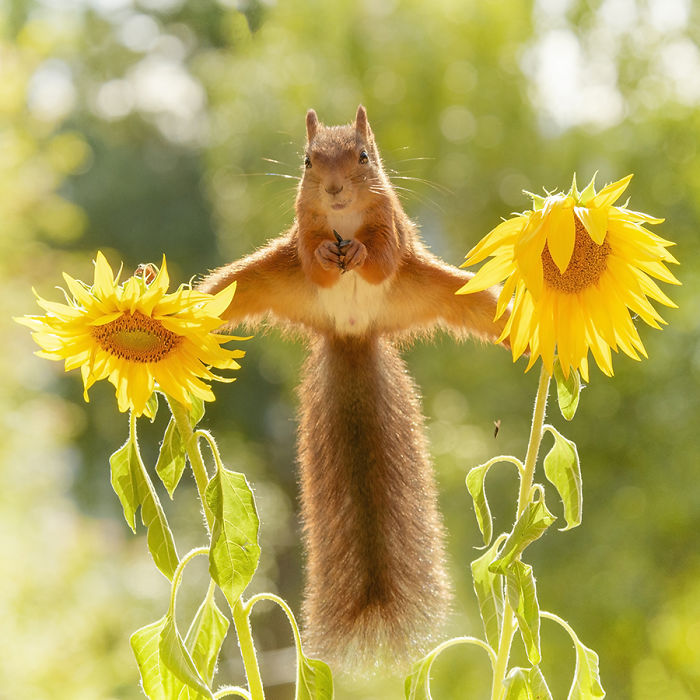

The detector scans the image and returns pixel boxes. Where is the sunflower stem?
[168,397,215,531]
[232,598,266,700]
[490,365,551,700]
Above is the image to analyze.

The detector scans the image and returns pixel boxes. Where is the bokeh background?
[2,0,699,698]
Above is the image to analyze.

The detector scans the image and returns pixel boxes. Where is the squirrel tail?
[297,334,451,674]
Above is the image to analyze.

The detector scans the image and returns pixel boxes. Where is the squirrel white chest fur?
[315,208,389,335]
[316,272,390,335]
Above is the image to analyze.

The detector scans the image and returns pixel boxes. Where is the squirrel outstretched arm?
[199,227,505,342]
[198,106,508,672]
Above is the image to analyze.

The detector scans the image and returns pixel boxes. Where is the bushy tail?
[297,334,451,674]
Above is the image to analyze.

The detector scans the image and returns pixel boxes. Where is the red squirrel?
[198,106,508,673]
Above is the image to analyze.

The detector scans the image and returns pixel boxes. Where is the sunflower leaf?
[489,495,556,575]
[189,394,206,428]
[156,417,187,498]
[543,427,582,531]
[184,589,230,687]
[404,648,437,700]
[111,417,179,579]
[140,479,180,581]
[109,430,146,533]
[297,653,334,700]
[131,616,169,700]
[567,637,605,700]
[144,392,159,422]
[553,359,581,421]
[505,561,541,665]
[205,464,261,608]
[503,667,529,699]
[471,536,507,650]
[503,666,553,700]
[466,463,494,546]
[159,615,214,698]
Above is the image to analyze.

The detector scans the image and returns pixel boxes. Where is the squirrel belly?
[298,333,450,672]
[198,105,510,674]
[316,272,391,335]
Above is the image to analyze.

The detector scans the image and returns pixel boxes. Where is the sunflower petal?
[575,205,608,245]
[591,174,633,209]
[545,203,576,273]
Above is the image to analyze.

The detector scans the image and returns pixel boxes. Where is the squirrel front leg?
[198,233,318,329]
[383,248,510,344]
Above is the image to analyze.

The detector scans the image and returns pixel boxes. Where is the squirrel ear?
[355,104,370,139]
[306,109,319,141]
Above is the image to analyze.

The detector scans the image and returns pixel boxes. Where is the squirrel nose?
[325,183,344,196]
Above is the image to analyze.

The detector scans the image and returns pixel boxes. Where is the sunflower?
[457,174,680,381]
[17,252,244,416]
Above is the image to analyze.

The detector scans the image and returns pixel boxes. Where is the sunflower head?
[17,252,245,416]
[458,174,680,381]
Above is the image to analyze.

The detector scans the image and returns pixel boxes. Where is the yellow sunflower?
[457,174,680,381]
[17,251,244,416]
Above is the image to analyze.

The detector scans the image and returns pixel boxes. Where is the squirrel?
[198,105,508,673]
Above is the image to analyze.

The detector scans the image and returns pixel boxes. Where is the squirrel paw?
[341,239,367,271]
[315,240,342,270]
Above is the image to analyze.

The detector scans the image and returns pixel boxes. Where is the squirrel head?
[299,105,387,215]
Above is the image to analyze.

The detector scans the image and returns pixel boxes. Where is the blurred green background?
[2,0,699,698]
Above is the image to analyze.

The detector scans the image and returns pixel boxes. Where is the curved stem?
[232,598,266,700]
[540,610,578,641]
[245,593,304,655]
[168,398,215,531]
[428,635,497,670]
[490,364,552,700]
[214,687,252,700]
[168,546,209,616]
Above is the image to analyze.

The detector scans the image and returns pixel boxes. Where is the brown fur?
[198,106,508,673]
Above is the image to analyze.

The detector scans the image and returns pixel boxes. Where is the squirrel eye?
[304,155,312,169]
[359,150,369,164]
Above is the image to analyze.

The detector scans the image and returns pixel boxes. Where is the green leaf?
[503,668,530,700]
[109,433,145,532]
[160,615,213,698]
[131,616,169,700]
[466,463,494,546]
[296,653,334,700]
[404,651,435,700]
[568,637,605,700]
[110,419,178,579]
[553,359,581,421]
[141,482,179,581]
[188,394,206,428]
[543,427,582,531]
[489,494,556,575]
[470,536,506,650]
[503,667,553,700]
[529,666,554,700]
[156,417,187,498]
[185,589,230,686]
[143,392,159,422]
[506,561,541,665]
[205,466,261,608]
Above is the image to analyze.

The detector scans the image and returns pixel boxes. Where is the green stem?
[167,398,264,700]
[518,365,552,516]
[232,598,266,700]
[490,364,551,700]
[168,546,209,615]
[246,593,304,657]
[214,687,252,700]
[168,397,215,530]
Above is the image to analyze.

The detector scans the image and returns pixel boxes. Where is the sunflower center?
[91,311,182,363]
[541,216,611,294]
